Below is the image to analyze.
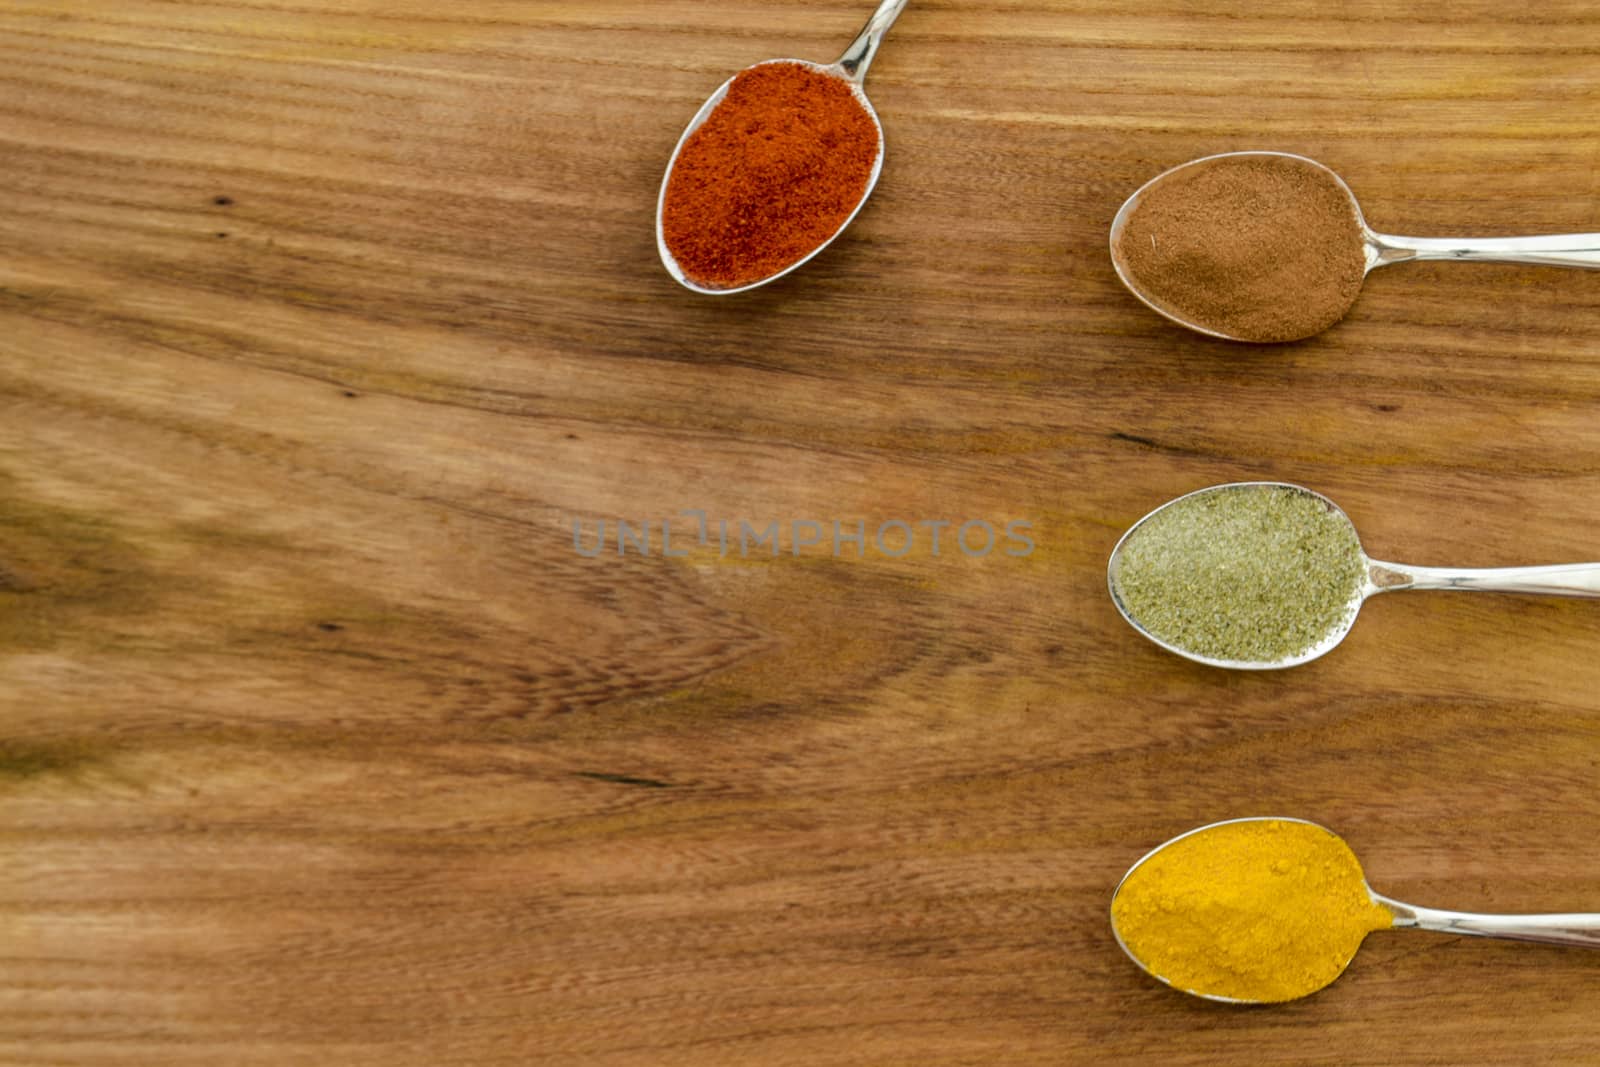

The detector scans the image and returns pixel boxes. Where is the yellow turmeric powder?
[1111,818,1393,1002]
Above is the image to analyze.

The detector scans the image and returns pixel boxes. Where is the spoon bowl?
[1113,817,1600,1004]
[1107,482,1367,669]
[1108,481,1600,669]
[1110,150,1600,341]
[1111,817,1382,1003]
[656,0,907,294]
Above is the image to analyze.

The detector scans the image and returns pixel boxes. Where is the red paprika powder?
[662,61,880,290]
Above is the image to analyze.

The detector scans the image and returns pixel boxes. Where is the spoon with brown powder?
[1106,481,1600,669]
[1109,151,1600,343]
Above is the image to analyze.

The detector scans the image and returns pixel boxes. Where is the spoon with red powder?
[1110,151,1600,343]
[656,0,908,294]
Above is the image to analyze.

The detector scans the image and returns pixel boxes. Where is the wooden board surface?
[4,1,1600,1063]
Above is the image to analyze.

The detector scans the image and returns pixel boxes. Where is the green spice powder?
[1112,485,1366,663]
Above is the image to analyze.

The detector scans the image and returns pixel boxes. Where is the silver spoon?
[1107,481,1600,669]
[1112,816,1600,1004]
[656,0,908,295]
[1109,150,1600,341]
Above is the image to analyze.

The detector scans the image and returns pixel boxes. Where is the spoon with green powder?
[1106,481,1600,669]
[1111,817,1600,1004]
[1108,151,1600,342]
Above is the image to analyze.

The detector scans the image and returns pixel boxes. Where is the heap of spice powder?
[1111,484,1366,663]
[1112,819,1394,1003]
[662,62,879,289]
[1115,154,1368,342]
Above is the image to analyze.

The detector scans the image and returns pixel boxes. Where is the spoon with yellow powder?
[1111,817,1600,1004]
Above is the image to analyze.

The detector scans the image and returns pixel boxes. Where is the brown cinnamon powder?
[1115,154,1367,343]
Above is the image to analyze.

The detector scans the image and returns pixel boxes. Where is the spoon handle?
[837,0,909,83]
[1368,560,1600,597]
[1376,894,1600,948]
[1367,231,1600,270]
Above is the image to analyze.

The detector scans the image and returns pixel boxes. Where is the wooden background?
[3,1,1600,1063]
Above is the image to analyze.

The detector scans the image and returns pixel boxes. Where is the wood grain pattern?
[3,1,1600,1063]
